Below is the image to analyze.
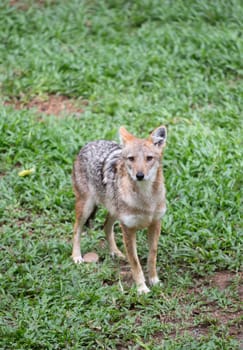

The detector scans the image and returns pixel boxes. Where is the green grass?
[0,0,242,349]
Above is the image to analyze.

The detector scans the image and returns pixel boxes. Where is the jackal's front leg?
[147,220,161,286]
[121,224,150,294]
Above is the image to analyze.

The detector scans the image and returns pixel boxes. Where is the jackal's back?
[73,140,121,195]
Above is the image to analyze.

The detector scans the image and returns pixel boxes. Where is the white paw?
[138,284,151,294]
[149,276,160,286]
[72,255,83,264]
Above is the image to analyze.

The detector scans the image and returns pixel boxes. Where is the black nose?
[136,172,144,181]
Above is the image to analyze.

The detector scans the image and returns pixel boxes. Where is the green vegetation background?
[0,0,242,349]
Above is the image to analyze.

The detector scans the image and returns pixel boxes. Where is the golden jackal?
[72,125,167,294]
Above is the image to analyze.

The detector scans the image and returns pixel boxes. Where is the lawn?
[0,0,242,349]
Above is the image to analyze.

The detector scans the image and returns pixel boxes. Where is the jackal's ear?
[119,126,135,145]
[150,125,167,148]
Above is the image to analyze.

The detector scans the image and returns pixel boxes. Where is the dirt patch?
[164,305,242,342]
[9,0,56,10]
[211,271,238,291]
[184,271,242,340]
[4,95,87,117]
[115,268,242,343]
[153,271,243,343]
[189,271,243,296]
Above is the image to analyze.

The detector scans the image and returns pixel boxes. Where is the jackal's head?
[119,125,167,182]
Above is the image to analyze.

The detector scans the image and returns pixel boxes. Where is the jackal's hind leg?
[104,215,125,259]
[72,196,96,264]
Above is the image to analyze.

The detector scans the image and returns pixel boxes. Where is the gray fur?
[73,140,121,199]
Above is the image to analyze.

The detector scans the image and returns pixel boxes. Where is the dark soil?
[4,94,87,117]
[9,0,56,10]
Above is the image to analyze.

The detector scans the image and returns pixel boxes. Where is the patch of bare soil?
[153,271,243,344]
[117,268,242,343]
[182,271,242,340]
[4,95,87,117]
[9,0,56,10]
[211,271,238,291]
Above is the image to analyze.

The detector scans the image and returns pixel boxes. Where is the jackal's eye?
[127,156,135,162]
[146,156,154,162]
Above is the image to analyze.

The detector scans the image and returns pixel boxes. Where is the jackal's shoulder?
[78,140,121,163]
[75,140,122,187]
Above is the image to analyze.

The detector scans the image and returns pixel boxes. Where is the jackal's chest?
[119,205,166,229]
